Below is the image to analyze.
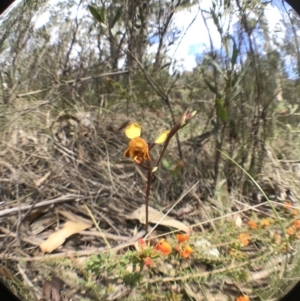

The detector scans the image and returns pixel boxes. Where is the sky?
[165,1,288,71]
[0,0,294,72]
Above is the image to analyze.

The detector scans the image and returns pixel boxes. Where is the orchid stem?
[127,109,196,236]
[145,163,152,234]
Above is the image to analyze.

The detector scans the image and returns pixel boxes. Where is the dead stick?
[0,194,89,217]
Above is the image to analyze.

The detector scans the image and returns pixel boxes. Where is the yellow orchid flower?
[124,123,150,164]
[124,122,170,164]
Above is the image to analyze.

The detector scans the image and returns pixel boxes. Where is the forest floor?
[1,106,300,301]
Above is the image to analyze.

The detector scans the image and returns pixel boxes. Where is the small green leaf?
[162,159,171,170]
[109,5,122,29]
[205,55,225,77]
[88,4,106,27]
[210,9,223,35]
[88,5,104,23]
[204,78,218,96]
[231,38,238,67]
[216,98,228,122]
[139,11,145,25]
[99,6,106,24]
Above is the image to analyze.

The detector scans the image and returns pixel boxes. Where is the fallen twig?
[0,194,89,217]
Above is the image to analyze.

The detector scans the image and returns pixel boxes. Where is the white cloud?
[167,1,239,71]
[264,3,286,44]
[168,3,221,71]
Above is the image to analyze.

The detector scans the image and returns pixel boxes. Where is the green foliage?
[109,5,122,28]
[86,252,115,274]
[216,98,228,122]
[88,4,107,27]
[122,272,142,287]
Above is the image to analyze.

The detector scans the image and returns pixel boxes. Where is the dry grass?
[1,102,300,301]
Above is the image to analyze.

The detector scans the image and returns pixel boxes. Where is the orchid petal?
[125,122,142,139]
[154,130,170,144]
[124,137,151,163]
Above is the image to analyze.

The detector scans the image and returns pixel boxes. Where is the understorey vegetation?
[1,0,300,300]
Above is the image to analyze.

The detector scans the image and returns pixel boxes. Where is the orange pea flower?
[236,295,250,301]
[155,239,172,255]
[238,233,250,246]
[247,220,257,229]
[286,226,295,236]
[294,220,300,229]
[180,245,193,258]
[144,257,153,266]
[176,233,190,243]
